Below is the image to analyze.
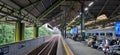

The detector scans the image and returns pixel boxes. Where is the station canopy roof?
[0,0,120,29]
[67,0,120,29]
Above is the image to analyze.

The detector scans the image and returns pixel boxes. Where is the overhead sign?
[115,22,120,36]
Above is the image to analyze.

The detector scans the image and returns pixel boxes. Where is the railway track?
[27,37,58,55]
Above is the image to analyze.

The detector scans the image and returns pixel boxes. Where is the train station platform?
[65,38,104,55]
[0,34,107,55]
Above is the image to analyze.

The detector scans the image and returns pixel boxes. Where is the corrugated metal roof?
[1,0,119,29]
[0,0,62,26]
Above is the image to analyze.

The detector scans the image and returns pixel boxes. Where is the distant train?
[85,26,116,39]
[67,26,119,39]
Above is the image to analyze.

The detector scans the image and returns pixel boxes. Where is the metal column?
[64,22,67,38]
[33,25,39,38]
[15,21,25,42]
[64,11,67,38]
[80,1,85,41]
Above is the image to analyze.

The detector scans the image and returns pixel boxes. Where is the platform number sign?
[115,22,120,37]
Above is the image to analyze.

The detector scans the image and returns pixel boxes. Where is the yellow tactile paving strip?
[62,38,74,55]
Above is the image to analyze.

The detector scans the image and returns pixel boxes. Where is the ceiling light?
[76,15,80,18]
[88,2,94,6]
[84,7,88,11]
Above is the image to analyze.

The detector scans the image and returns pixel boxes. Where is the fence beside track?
[0,34,74,55]
[0,37,51,55]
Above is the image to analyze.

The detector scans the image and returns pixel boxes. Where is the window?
[92,33,94,36]
[106,33,113,36]
[96,33,99,35]
[100,33,105,36]
[87,33,91,36]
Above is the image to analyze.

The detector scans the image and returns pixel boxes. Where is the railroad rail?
[26,35,74,55]
[27,37,58,55]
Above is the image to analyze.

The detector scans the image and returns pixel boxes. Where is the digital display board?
[115,22,120,36]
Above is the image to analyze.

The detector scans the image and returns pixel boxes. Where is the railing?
[0,37,49,55]
[0,34,74,55]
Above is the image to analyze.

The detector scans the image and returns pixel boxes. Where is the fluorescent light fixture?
[76,15,80,18]
[88,2,94,6]
[68,14,81,25]
[85,7,88,11]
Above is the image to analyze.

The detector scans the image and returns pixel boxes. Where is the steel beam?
[21,0,42,10]
[41,1,46,9]
[0,10,21,20]
[109,5,120,18]
[10,0,22,8]
[97,0,109,17]
[22,0,41,20]
[36,0,65,23]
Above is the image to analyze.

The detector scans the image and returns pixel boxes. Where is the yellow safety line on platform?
[62,39,74,55]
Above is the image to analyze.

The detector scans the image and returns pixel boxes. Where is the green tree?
[0,23,54,45]
[0,22,15,45]
[24,27,34,40]
[39,26,53,37]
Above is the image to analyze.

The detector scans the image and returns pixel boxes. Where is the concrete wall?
[0,37,45,55]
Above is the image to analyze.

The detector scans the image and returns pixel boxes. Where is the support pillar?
[80,1,85,41]
[64,16,67,38]
[15,21,25,42]
[64,23,67,38]
[33,25,39,38]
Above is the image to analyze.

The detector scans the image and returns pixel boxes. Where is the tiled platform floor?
[65,38,104,55]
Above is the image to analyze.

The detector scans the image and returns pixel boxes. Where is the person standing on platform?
[73,26,78,41]
[70,27,73,39]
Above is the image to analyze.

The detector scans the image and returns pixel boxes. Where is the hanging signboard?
[115,22,120,36]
